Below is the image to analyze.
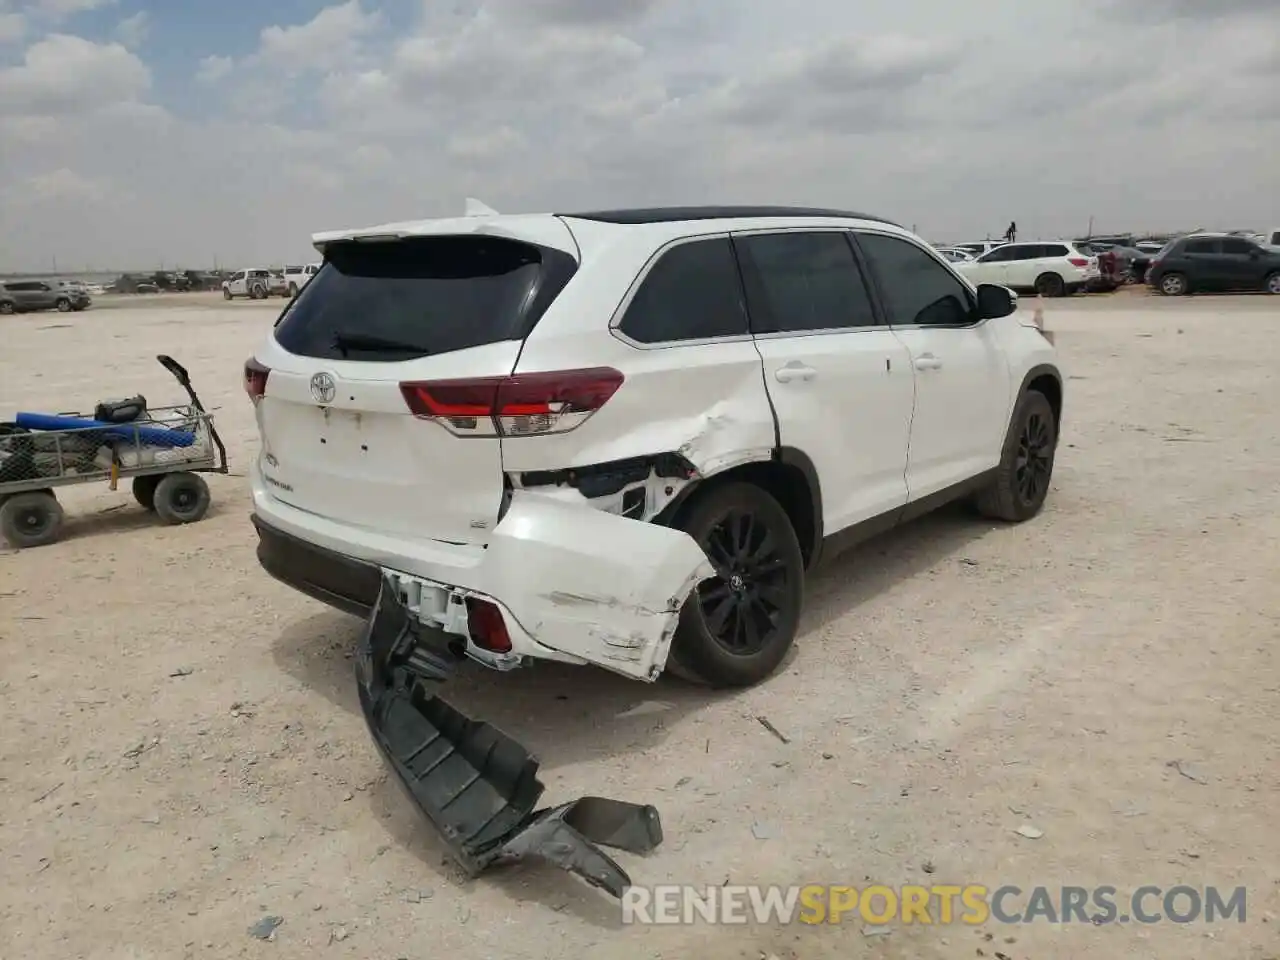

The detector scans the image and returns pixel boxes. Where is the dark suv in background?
[0,280,91,314]
[1147,234,1280,296]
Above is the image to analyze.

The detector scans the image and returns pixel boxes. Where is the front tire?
[153,472,211,524]
[132,475,162,511]
[1264,271,1280,295]
[975,390,1057,522]
[0,491,64,548]
[56,298,71,312]
[1035,273,1066,297]
[1159,272,1189,296]
[223,287,232,300]
[667,483,805,688]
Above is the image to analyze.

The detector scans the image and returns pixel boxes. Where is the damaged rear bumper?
[356,573,664,896]
[252,478,714,681]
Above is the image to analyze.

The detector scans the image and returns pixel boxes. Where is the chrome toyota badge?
[310,372,336,404]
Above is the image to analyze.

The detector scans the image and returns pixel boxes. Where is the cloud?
[0,33,149,116]
[1,0,1278,271]
[195,54,232,85]
[29,0,116,20]
[112,9,147,47]
[3,167,112,204]
[0,11,25,43]
[1112,0,1278,21]
[257,0,383,72]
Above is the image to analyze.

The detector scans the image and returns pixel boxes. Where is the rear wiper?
[331,331,432,357]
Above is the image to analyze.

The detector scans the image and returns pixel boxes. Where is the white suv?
[955,240,1099,297]
[246,206,1062,690]
[282,263,321,298]
[223,268,289,300]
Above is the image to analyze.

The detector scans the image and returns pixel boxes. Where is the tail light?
[1068,257,1090,268]
[466,597,512,653]
[400,367,624,437]
[244,358,270,402]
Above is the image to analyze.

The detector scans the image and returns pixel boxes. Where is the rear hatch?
[251,226,578,546]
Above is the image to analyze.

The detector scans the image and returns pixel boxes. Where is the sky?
[0,0,1277,272]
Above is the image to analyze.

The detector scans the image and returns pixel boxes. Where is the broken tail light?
[466,597,512,653]
[400,367,625,437]
[244,358,270,402]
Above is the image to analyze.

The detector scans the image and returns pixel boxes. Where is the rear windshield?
[273,236,577,361]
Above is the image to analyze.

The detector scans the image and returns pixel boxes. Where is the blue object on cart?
[14,412,196,448]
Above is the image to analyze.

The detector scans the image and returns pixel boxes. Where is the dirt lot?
[2,291,1278,960]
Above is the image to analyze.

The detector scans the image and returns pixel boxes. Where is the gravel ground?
[1,291,1278,960]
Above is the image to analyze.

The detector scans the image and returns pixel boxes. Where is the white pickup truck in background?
[282,263,321,298]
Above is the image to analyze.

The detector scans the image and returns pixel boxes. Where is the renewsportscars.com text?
[621,884,1248,926]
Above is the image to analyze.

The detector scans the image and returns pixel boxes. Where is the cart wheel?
[153,472,211,525]
[0,491,64,548]
[132,475,162,511]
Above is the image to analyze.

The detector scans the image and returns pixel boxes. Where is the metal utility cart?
[0,355,228,548]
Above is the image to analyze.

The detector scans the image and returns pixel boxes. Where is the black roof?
[561,206,898,226]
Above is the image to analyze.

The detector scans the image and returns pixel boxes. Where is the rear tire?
[0,491,64,548]
[1035,273,1066,297]
[0,301,14,314]
[153,473,211,525]
[56,298,71,312]
[666,482,805,688]
[132,475,162,511]
[975,390,1057,522]
[1159,272,1189,296]
[288,283,299,298]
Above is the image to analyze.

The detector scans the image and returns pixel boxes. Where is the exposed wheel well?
[1027,373,1062,427]
[667,459,818,567]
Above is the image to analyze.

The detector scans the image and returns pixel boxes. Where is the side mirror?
[976,283,1016,320]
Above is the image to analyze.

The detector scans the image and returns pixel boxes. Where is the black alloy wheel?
[667,482,804,688]
[698,508,791,655]
[1015,409,1053,506]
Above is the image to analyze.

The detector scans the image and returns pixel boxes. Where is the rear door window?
[1183,239,1219,255]
[617,237,749,343]
[274,236,577,361]
[1043,244,1069,257]
[734,231,877,333]
[1222,238,1254,255]
[856,232,975,327]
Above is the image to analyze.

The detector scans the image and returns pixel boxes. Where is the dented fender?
[488,490,715,680]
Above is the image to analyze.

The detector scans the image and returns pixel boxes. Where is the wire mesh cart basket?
[0,355,228,548]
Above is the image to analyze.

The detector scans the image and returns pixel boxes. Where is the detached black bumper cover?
[355,573,664,897]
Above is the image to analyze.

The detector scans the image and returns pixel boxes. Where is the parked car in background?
[1147,234,1280,296]
[282,263,321,298]
[0,279,91,314]
[1265,228,1280,251]
[955,240,1100,297]
[109,273,160,294]
[223,268,289,300]
[952,240,1007,258]
[935,246,978,264]
[181,270,220,291]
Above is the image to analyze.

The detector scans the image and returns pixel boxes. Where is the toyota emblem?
[310,372,336,404]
